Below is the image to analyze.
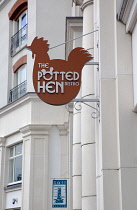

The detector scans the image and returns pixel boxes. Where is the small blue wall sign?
[52,180,67,208]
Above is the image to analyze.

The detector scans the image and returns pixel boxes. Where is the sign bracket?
[72,98,100,119]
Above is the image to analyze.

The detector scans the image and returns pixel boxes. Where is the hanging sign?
[27,37,93,105]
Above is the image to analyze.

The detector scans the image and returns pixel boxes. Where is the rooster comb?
[30,36,50,49]
[35,36,49,45]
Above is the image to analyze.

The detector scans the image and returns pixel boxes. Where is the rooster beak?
[26,46,35,58]
[26,45,32,51]
[32,52,35,58]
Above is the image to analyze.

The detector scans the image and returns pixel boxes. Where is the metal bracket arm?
[71,98,100,119]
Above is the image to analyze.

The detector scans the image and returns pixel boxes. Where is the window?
[15,64,26,86]
[9,57,27,103]
[11,10,27,56]
[8,0,28,56]
[15,11,27,48]
[8,143,22,184]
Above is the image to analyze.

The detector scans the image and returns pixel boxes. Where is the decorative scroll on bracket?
[72,98,100,119]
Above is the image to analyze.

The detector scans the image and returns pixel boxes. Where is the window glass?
[10,147,14,157]
[15,144,22,155]
[21,13,27,44]
[22,14,27,28]
[14,156,22,181]
[16,65,26,85]
[9,159,14,183]
[17,19,19,32]
[8,143,22,184]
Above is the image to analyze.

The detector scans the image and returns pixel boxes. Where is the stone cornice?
[0,92,38,116]
[0,0,10,11]
[73,0,83,6]
[20,124,52,137]
[126,0,137,33]
[57,122,69,136]
[0,137,6,147]
[66,102,73,113]
[118,0,137,33]
[118,0,134,24]
[81,0,93,11]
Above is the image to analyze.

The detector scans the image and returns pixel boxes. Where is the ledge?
[0,92,37,116]
[4,183,22,191]
[117,0,134,22]
[126,0,137,33]
[0,0,10,11]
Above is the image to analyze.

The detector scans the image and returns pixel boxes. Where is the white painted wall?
[0,0,17,108]
[6,189,22,209]
[0,0,72,105]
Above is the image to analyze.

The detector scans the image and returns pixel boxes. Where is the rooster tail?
[68,47,93,68]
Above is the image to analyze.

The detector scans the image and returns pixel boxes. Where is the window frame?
[13,10,27,36]
[11,9,28,57]
[14,64,27,87]
[13,10,28,49]
[8,143,23,186]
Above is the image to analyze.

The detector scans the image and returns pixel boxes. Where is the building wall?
[98,0,137,210]
[0,0,137,210]
[0,0,72,210]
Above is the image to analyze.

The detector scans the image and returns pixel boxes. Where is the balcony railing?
[8,80,27,103]
[11,24,28,57]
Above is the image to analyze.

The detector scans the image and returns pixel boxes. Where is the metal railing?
[11,24,28,57]
[8,80,27,103]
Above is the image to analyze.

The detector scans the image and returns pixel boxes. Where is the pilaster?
[20,124,51,210]
[0,137,6,210]
[48,123,70,210]
[81,0,97,209]
[58,123,69,178]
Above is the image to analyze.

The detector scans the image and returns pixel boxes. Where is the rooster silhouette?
[27,37,93,105]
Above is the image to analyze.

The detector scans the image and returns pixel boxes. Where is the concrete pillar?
[81,0,97,209]
[72,24,83,210]
[0,138,6,210]
[48,123,70,210]
[67,103,73,210]
[20,125,50,210]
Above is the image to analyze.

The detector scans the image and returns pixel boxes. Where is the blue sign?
[52,180,67,208]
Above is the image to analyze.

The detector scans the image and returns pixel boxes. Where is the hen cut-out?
[27,37,93,105]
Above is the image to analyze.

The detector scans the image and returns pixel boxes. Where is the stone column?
[20,125,51,210]
[71,20,83,210]
[0,137,6,210]
[73,98,82,210]
[67,104,73,210]
[58,123,70,210]
[81,0,97,209]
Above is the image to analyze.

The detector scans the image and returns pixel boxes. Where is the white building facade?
[0,0,137,210]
